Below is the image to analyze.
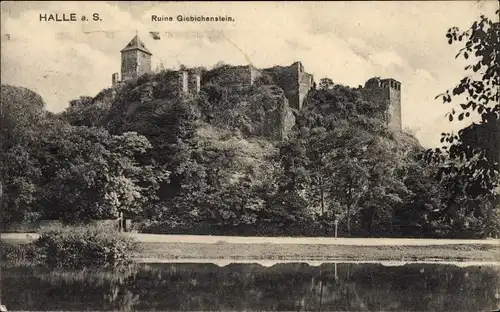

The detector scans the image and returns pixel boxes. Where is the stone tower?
[364,77,402,132]
[120,35,152,81]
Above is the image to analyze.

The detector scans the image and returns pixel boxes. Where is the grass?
[133,242,500,262]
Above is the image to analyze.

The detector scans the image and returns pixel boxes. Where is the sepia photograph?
[0,1,499,311]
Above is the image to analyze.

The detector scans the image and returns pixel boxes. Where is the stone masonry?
[362,77,402,133]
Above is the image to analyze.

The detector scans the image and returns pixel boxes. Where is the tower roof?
[120,35,152,55]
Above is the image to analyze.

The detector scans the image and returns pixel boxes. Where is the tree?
[280,85,415,236]
[0,85,46,225]
[424,10,500,232]
[318,78,334,90]
[34,120,169,222]
[213,61,228,69]
[155,61,166,72]
[0,85,46,150]
[62,95,111,127]
[0,143,42,225]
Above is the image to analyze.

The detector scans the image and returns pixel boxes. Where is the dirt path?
[2,232,499,246]
[127,234,500,246]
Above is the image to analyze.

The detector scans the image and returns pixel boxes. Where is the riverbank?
[134,242,499,263]
[3,233,498,263]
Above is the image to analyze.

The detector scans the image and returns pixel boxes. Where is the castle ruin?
[362,77,402,133]
[111,35,402,132]
[120,35,152,81]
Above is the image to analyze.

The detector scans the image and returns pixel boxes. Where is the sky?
[1,1,498,147]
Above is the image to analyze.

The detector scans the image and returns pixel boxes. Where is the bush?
[0,241,43,264]
[34,225,138,269]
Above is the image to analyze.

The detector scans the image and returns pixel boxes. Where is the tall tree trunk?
[347,208,351,235]
[347,187,352,235]
[319,177,325,216]
[369,206,376,237]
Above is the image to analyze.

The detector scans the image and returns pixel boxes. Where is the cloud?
[370,51,405,68]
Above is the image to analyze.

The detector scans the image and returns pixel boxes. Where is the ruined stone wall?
[188,72,201,94]
[263,62,314,110]
[177,70,201,95]
[250,66,262,85]
[387,82,402,133]
[241,85,296,141]
[263,65,299,109]
[112,73,120,85]
[204,65,259,90]
[298,71,314,110]
[179,71,189,93]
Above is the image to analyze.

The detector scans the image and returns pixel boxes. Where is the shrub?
[0,241,43,264]
[34,225,138,269]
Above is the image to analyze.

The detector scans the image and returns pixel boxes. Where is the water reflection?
[2,262,500,311]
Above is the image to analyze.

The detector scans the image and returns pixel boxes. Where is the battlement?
[365,77,401,91]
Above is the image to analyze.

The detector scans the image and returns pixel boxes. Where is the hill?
[61,71,432,236]
[3,70,497,238]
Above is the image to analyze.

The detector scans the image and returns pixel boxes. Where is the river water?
[2,262,499,311]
